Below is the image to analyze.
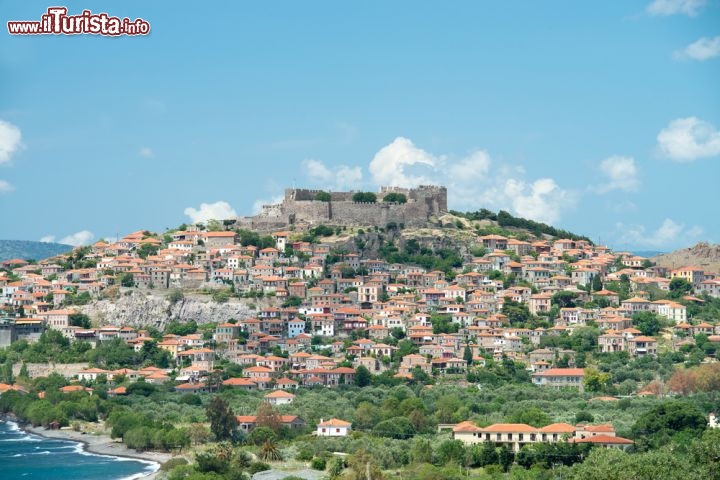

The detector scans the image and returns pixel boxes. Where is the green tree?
[168,290,184,304]
[463,345,473,366]
[352,192,377,203]
[126,380,157,396]
[69,312,92,329]
[501,299,531,325]
[138,243,159,259]
[258,440,282,461]
[435,440,466,465]
[592,274,603,291]
[631,400,706,449]
[206,396,238,442]
[669,277,693,299]
[314,191,331,202]
[382,192,407,203]
[1,358,14,384]
[346,450,384,480]
[410,438,433,464]
[247,426,277,446]
[373,417,415,439]
[552,291,578,308]
[575,410,595,423]
[498,445,514,472]
[506,407,551,427]
[473,442,498,467]
[632,311,663,336]
[120,273,135,287]
[354,365,372,387]
[206,219,223,231]
[583,367,611,392]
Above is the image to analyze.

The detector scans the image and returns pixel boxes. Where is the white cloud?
[303,159,332,182]
[607,200,637,214]
[0,179,14,193]
[252,195,284,215]
[0,119,22,165]
[674,36,720,61]
[302,159,363,190]
[647,0,706,16]
[40,235,56,243]
[297,138,577,224]
[364,137,576,224]
[448,150,491,180]
[138,147,154,158]
[184,201,238,223]
[616,218,704,248]
[335,165,363,189]
[656,117,720,161]
[369,137,439,187]
[60,230,95,247]
[593,156,640,193]
[502,178,575,225]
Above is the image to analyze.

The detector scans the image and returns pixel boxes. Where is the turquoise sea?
[0,420,158,479]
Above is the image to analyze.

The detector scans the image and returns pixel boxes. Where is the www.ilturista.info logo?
[7,7,150,36]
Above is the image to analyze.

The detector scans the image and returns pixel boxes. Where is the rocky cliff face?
[79,291,255,330]
[652,242,720,273]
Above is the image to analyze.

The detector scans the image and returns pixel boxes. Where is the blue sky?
[1,0,718,251]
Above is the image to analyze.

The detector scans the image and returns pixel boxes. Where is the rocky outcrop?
[79,291,255,330]
[652,242,720,273]
[12,362,88,379]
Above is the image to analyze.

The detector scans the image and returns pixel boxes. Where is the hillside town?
[1,216,719,479]
[1,220,719,390]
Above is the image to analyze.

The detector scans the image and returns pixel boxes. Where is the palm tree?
[258,440,282,461]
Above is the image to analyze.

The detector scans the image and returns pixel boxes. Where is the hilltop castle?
[236,185,447,231]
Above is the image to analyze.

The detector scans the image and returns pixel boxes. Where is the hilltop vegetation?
[0,240,72,262]
[450,209,592,243]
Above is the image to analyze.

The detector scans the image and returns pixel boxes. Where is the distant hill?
[0,240,73,262]
[652,242,720,273]
[631,250,665,258]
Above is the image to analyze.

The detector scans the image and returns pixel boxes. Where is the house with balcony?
[532,368,585,391]
[627,336,657,357]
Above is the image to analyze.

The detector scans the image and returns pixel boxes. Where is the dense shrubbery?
[379,242,463,278]
[451,208,591,242]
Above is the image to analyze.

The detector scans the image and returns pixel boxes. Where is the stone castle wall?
[241,185,447,230]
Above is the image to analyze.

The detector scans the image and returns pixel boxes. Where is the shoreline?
[3,417,175,480]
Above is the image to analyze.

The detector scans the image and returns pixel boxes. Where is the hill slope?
[0,240,73,262]
[652,242,720,273]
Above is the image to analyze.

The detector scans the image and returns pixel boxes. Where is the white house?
[709,412,719,429]
[316,418,352,437]
[264,390,295,405]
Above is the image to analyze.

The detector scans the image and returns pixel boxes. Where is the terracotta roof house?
[264,389,295,405]
[317,418,352,437]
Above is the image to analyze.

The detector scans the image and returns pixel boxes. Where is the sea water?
[0,420,158,479]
